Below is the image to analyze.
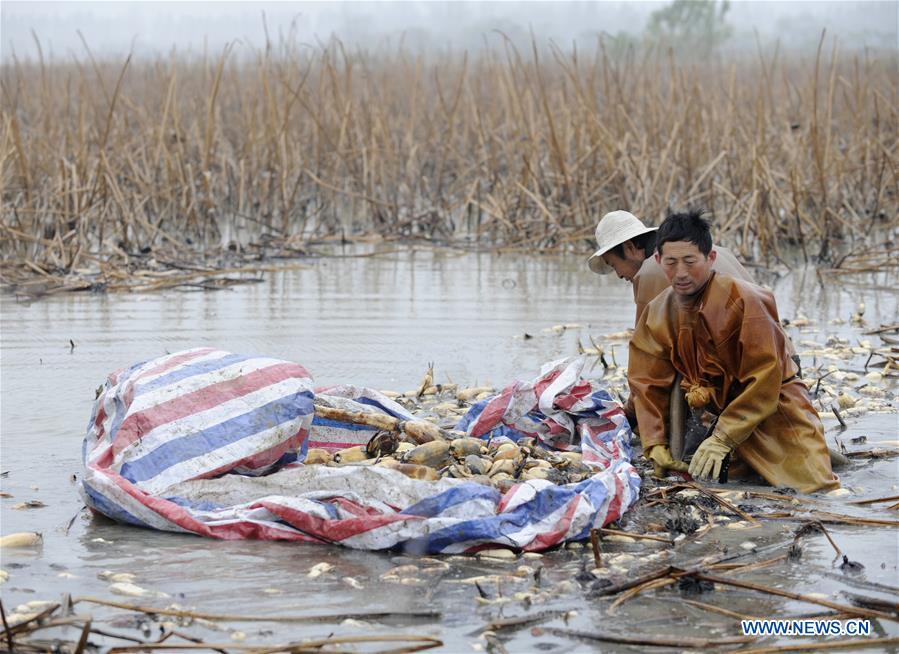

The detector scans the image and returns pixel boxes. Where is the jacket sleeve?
[628,306,676,449]
[714,294,788,446]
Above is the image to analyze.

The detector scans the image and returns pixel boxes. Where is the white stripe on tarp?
[128,356,291,415]
[137,415,311,495]
[117,376,312,464]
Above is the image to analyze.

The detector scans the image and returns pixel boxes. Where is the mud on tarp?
[80,349,640,552]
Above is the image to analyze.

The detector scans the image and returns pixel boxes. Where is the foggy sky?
[2,1,897,62]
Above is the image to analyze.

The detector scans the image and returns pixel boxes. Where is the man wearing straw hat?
[627,210,839,493]
[587,210,754,325]
[587,210,754,477]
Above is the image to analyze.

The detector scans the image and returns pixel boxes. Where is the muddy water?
[1,246,898,652]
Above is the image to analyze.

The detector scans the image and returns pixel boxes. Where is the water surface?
[2,246,897,651]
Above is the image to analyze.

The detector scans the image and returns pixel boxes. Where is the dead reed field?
[1,36,897,293]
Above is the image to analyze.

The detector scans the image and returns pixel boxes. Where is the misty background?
[2,1,897,62]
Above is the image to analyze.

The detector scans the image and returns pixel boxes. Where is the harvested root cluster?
[308,432,596,492]
[308,366,608,490]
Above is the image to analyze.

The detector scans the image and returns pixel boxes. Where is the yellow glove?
[688,431,736,481]
[644,444,689,477]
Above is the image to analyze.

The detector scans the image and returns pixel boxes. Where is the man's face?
[655,241,717,297]
[601,241,645,282]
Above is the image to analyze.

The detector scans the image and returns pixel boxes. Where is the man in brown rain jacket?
[587,210,757,473]
[627,210,839,493]
[587,210,754,325]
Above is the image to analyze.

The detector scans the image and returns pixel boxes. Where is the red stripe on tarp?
[134,348,217,382]
[259,500,423,543]
[94,463,321,542]
[93,405,108,439]
[112,362,310,454]
[331,497,388,518]
[469,387,516,437]
[496,482,525,513]
[604,475,625,524]
[523,494,582,551]
[554,382,594,410]
[532,369,562,399]
[583,422,615,437]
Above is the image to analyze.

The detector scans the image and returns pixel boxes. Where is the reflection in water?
[1,247,897,650]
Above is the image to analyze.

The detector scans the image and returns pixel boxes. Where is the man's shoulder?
[711,244,755,283]
[708,273,778,318]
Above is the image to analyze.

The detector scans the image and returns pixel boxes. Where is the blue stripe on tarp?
[401,483,501,517]
[356,396,414,420]
[164,495,224,512]
[453,398,489,431]
[82,482,150,528]
[108,390,130,442]
[120,390,314,483]
[572,389,615,412]
[311,417,378,432]
[404,480,588,552]
[315,498,342,520]
[135,352,252,398]
[296,435,310,462]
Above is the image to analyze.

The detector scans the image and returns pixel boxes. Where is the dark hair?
[656,209,713,256]
[609,230,657,259]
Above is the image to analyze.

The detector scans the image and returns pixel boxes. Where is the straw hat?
[587,210,657,274]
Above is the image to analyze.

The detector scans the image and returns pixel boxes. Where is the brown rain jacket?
[628,272,839,493]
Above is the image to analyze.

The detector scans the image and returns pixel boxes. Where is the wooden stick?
[681,598,759,621]
[596,528,674,545]
[541,626,755,648]
[73,597,439,623]
[758,511,899,528]
[711,554,788,574]
[106,635,444,653]
[691,573,899,623]
[73,619,91,654]
[842,592,899,614]
[849,494,899,505]
[608,577,675,613]
[687,482,758,524]
[484,609,570,632]
[589,528,602,569]
[0,601,14,652]
[737,636,899,654]
[588,566,676,598]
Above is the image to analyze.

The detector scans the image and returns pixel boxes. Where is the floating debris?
[109,582,169,599]
[0,532,43,548]
[11,500,47,510]
[342,576,364,589]
[307,562,335,578]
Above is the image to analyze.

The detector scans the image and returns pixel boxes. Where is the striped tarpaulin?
[455,357,634,469]
[80,351,639,551]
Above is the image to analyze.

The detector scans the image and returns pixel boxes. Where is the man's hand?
[644,444,689,477]
[688,431,735,480]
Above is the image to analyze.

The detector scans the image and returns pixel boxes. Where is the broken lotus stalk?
[311,401,449,444]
